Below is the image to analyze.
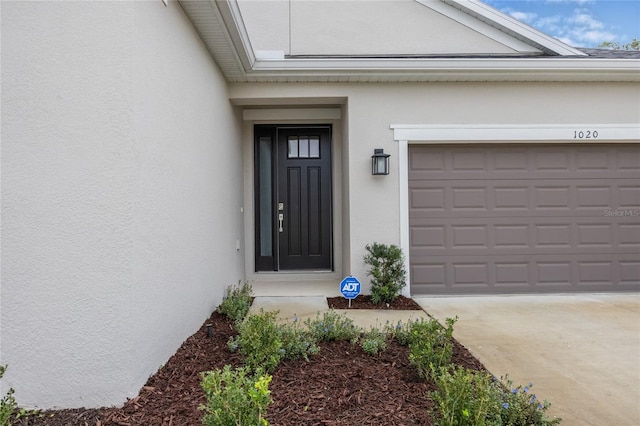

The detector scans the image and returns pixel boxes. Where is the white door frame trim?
[391,124,640,296]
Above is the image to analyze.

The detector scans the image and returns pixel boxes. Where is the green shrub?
[430,367,562,426]
[1,365,17,426]
[363,242,407,305]
[383,319,413,346]
[228,310,282,373]
[200,365,272,426]
[277,317,320,361]
[497,377,561,425]
[304,310,360,343]
[430,366,501,426]
[408,317,457,380]
[217,281,253,322]
[360,327,387,356]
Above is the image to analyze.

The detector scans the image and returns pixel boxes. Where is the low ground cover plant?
[200,365,272,426]
[363,242,407,305]
[408,316,457,380]
[277,316,320,361]
[216,281,253,323]
[496,377,560,426]
[430,367,561,426]
[360,326,387,356]
[431,365,502,426]
[1,365,17,426]
[304,310,360,343]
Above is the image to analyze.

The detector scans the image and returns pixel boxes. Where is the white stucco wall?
[1,0,244,409]
[229,81,640,290]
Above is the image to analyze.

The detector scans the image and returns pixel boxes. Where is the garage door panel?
[410,218,637,254]
[619,224,640,247]
[619,186,640,208]
[409,144,640,294]
[576,186,612,209]
[410,179,640,216]
[409,145,640,181]
[617,148,640,170]
[409,187,446,210]
[620,262,640,283]
[411,254,640,294]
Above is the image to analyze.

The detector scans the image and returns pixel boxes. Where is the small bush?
[363,242,407,305]
[229,310,282,373]
[408,317,457,380]
[278,317,320,361]
[430,367,562,426]
[360,327,387,356]
[430,366,501,426]
[200,365,272,426]
[304,310,360,343]
[383,319,413,346]
[497,377,561,425]
[217,281,253,322]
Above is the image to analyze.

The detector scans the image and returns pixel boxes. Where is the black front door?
[255,125,333,271]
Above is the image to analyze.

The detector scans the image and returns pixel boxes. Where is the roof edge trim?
[214,0,256,70]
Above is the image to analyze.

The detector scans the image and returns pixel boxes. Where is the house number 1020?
[574,130,598,139]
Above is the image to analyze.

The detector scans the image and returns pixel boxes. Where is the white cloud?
[500,3,622,47]
[486,0,627,47]
[559,9,617,46]
[509,11,538,24]
[544,0,592,4]
[567,10,604,30]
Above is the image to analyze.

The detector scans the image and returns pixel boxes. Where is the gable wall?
[229,81,640,291]
[1,0,244,408]
[239,0,534,56]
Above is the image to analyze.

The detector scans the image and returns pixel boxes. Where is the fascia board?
[247,57,640,81]
[440,0,587,56]
[214,0,256,70]
[252,57,640,72]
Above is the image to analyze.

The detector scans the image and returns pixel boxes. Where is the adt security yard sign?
[340,276,361,307]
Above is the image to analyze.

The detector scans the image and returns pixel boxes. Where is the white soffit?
[391,124,640,142]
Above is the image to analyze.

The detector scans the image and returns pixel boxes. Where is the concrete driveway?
[414,293,640,426]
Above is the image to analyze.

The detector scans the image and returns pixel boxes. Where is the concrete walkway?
[415,293,640,426]
[249,296,427,329]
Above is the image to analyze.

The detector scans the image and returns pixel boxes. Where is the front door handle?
[278,213,284,233]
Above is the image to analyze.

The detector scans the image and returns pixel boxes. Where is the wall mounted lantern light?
[371,148,390,175]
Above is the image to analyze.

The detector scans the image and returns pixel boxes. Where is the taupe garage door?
[408,144,640,295]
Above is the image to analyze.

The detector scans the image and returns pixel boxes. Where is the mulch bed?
[327,295,423,310]
[12,301,485,426]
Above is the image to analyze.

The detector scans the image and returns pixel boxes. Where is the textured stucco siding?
[229,81,640,290]
[1,0,244,408]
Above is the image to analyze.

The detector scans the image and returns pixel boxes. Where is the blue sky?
[484,0,640,47]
